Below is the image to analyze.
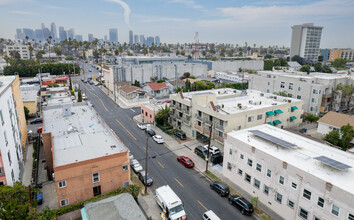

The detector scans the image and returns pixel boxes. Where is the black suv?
[147,130,155,136]
[229,195,254,215]
[194,146,208,159]
[210,181,229,197]
[30,118,42,124]
[174,132,186,140]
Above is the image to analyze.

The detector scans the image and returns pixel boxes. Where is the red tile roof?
[147,82,169,91]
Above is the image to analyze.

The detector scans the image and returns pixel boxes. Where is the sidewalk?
[22,143,34,186]
[134,115,282,220]
[99,85,141,109]
[137,192,161,219]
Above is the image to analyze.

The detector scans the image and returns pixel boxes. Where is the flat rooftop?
[43,102,126,167]
[228,124,354,194]
[0,76,15,96]
[21,90,38,102]
[257,71,349,80]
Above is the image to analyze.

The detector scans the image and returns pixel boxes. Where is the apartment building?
[223,124,354,220]
[248,71,350,115]
[5,44,31,59]
[169,88,303,149]
[42,103,130,207]
[0,76,25,186]
[329,49,354,62]
[215,71,249,84]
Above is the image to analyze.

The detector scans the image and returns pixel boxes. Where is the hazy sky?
[0,0,353,48]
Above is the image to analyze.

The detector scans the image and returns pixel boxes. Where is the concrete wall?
[317,122,336,135]
[212,60,264,72]
[42,132,54,174]
[223,134,354,220]
[54,152,130,207]
[23,101,37,115]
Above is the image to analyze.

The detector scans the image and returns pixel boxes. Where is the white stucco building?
[223,124,354,220]
[4,44,31,59]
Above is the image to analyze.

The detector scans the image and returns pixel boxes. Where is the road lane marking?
[115,119,137,141]
[83,84,109,112]
[174,178,184,188]
[130,108,135,112]
[157,161,165,168]
[197,200,208,211]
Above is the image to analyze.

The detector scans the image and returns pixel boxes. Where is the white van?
[203,210,221,220]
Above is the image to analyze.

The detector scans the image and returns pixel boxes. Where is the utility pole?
[144,124,150,194]
[206,122,213,172]
[28,185,32,216]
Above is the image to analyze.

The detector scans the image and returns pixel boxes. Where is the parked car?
[174,132,186,140]
[37,127,42,133]
[147,129,155,136]
[129,151,134,160]
[194,145,208,159]
[202,210,221,220]
[130,159,143,173]
[89,80,94,85]
[152,135,164,144]
[71,96,76,100]
[177,156,194,168]
[137,123,147,130]
[210,181,229,197]
[81,78,84,82]
[203,145,220,155]
[30,118,42,124]
[82,94,87,100]
[228,195,254,215]
[162,100,171,104]
[28,130,33,135]
[138,170,153,186]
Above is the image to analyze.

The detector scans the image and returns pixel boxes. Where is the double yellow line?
[83,84,109,112]
[116,119,137,141]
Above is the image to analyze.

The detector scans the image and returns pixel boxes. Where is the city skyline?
[0,0,353,48]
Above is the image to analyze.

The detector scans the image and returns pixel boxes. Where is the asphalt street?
[76,61,255,220]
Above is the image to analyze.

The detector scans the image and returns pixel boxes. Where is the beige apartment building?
[223,124,354,220]
[42,102,130,207]
[169,88,303,149]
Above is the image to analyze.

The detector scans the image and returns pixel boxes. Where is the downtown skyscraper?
[129,30,133,45]
[109,28,118,44]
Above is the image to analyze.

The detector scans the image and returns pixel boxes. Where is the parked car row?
[137,124,165,144]
[129,152,153,186]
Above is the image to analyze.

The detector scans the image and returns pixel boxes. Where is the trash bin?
[304,128,307,133]
[36,192,43,205]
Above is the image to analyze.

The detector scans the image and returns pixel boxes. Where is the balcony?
[215,134,224,143]
[215,123,224,131]
[203,126,211,135]
[204,119,213,126]
[176,106,182,111]
[195,124,203,132]
[184,109,191,116]
[183,119,191,126]
[196,115,203,121]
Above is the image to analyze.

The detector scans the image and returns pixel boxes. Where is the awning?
[274,109,283,114]
[290,116,297,121]
[267,122,274,126]
[266,111,275,116]
[291,106,298,110]
[273,120,282,125]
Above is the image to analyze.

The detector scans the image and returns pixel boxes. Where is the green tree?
[78,89,82,102]
[201,50,206,56]
[332,58,346,68]
[340,124,354,150]
[264,60,273,71]
[53,47,62,56]
[0,182,39,219]
[9,50,21,59]
[134,80,140,87]
[291,55,304,65]
[264,54,273,59]
[69,76,72,91]
[337,83,354,110]
[155,104,170,126]
[322,65,332,73]
[314,62,323,72]
[299,64,311,74]
[305,114,319,123]
[24,106,29,119]
[324,130,341,146]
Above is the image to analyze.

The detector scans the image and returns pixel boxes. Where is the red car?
[37,127,42,133]
[177,156,195,168]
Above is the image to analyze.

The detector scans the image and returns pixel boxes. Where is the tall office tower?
[134,35,139,44]
[51,22,57,40]
[59,28,68,42]
[290,23,323,62]
[41,23,45,29]
[67,28,75,40]
[146,36,154,47]
[16,29,23,41]
[109,28,118,44]
[75,35,83,42]
[88,34,94,42]
[104,35,107,41]
[22,28,35,41]
[155,36,160,46]
[35,29,44,41]
[129,30,133,45]
[42,28,51,40]
[139,35,145,45]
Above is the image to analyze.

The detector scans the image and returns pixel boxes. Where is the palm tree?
[48,36,52,60]
[28,45,34,59]
[25,35,29,43]
[3,55,10,65]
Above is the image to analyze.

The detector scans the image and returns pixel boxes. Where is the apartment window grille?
[276,193,282,203]
[92,172,100,183]
[317,197,324,208]
[247,159,253,167]
[299,208,308,219]
[288,200,294,208]
[303,189,311,200]
[256,163,262,172]
[263,185,269,195]
[279,176,284,185]
[245,174,251,183]
[331,204,340,216]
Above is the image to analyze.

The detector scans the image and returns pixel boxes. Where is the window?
[267,82,271,86]
[8,151,11,166]
[58,180,66,188]
[122,165,128,171]
[291,182,297,189]
[240,154,244,159]
[289,83,294,90]
[256,163,262,172]
[298,87,302,91]
[198,121,202,126]
[219,131,224,137]
[276,193,282,203]
[288,200,294,208]
[93,185,101,196]
[257,114,262,120]
[60,199,69,207]
[314,217,320,220]
[264,185,269,195]
[247,159,253,167]
[312,98,318,103]
[0,110,3,125]
[313,89,319,94]
[317,197,324,208]
[303,189,311,200]
[280,82,285,88]
[331,204,340,216]
[348,213,354,220]
[279,176,284,185]
[297,95,301,99]
[267,169,271,177]
[123,181,129,187]
[245,174,251,183]
[4,131,8,146]
[238,169,243,176]
[227,162,232,170]
[92,172,100,183]
[254,179,260,189]
[248,116,254,122]
[141,109,144,114]
[299,208,308,219]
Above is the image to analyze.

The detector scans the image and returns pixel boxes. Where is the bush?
[70,90,74,96]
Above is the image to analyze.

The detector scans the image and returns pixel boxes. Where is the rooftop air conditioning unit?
[260,93,264,96]
[272,103,277,106]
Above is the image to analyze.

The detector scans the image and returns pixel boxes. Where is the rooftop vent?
[260,93,264,96]
[67,126,78,133]
[110,145,117,149]
[271,103,277,106]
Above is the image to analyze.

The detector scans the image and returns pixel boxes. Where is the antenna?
[194,32,199,60]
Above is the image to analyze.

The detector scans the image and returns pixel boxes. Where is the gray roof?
[83,193,146,220]
[287,61,301,68]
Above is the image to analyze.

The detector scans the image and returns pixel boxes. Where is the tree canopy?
[324,124,354,151]
[332,58,346,68]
